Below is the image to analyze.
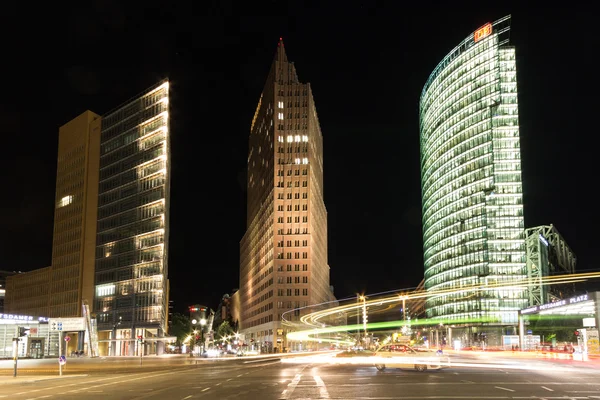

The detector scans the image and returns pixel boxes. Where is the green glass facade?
[420,16,528,326]
[94,80,171,353]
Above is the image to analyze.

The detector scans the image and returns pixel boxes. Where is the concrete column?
[518,313,525,350]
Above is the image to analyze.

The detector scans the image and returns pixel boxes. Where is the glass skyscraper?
[420,16,528,338]
[94,80,171,356]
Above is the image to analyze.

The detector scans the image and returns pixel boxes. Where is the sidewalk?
[0,374,87,385]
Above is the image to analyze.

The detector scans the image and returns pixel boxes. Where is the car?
[335,349,376,358]
[373,344,450,372]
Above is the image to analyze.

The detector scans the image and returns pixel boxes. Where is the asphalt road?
[1,354,600,400]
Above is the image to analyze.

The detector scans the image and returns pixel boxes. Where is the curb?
[0,374,89,385]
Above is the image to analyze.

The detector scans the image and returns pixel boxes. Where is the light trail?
[284,271,600,344]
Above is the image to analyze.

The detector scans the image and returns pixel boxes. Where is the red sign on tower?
[474,23,492,42]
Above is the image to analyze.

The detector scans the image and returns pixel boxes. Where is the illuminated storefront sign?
[521,294,590,314]
[474,23,492,42]
[0,313,49,322]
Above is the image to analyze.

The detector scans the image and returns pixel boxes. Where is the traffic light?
[18,327,29,337]
[137,335,143,343]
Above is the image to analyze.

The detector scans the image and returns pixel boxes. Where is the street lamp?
[359,295,368,343]
[191,318,207,356]
[199,318,207,354]
[399,295,408,321]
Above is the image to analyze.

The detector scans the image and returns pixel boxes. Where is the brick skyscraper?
[239,39,332,352]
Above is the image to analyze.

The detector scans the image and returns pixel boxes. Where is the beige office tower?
[49,111,102,318]
[5,111,101,319]
[240,39,332,353]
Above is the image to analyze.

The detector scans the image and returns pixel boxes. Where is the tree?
[169,313,192,347]
[216,320,234,341]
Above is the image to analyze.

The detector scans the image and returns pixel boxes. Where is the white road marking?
[226,378,233,381]
[182,396,192,400]
[313,375,330,399]
[280,373,302,399]
[202,388,210,392]
[61,369,182,395]
[216,383,221,386]
[237,374,244,377]
[541,386,554,391]
[348,378,371,381]
[494,386,515,392]
[25,396,52,400]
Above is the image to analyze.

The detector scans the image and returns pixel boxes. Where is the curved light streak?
[285,271,600,345]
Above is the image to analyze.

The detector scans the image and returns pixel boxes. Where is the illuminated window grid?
[94,81,169,330]
[420,18,526,322]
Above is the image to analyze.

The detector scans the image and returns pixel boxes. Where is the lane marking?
[202,388,210,392]
[25,396,52,400]
[280,373,302,399]
[541,386,554,391]
[237,374,244,377]
[182,396,192,400]
[494,386,515,392]
[314,375,330,399]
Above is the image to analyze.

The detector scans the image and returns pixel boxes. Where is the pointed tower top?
[275,36,288,63]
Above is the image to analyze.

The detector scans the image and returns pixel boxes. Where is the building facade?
[49,111,102,318]
[5,268,51,316]
[94,80,171,356]
[0,270,18,313]
[239,39,332,353]
[5,110,101,322]
[420,16,528,345]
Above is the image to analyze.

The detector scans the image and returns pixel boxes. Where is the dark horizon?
[3,6,599,315]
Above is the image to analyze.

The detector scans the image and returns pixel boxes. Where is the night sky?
[3,4,598,314]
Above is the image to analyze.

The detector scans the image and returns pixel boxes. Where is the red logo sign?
[474,23,492,42]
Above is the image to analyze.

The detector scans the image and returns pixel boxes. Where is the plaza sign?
[0,313,49,322]
[521,294,590,315]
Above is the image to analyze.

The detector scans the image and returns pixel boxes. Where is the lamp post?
[199,318,207,354]
[399,295,408,321]
[192,318,207,355]
[359,295,368,344]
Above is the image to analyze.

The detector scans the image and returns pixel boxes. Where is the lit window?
[295,135,301,142]
[58,195,73,208]
[96,284,115,297]
[287,135,293,143]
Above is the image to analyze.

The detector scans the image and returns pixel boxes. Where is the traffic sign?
[49,318,85,332]
[64,336,71,342]
[59,356,66,365]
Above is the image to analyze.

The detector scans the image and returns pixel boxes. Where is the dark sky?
[3,3,598,314]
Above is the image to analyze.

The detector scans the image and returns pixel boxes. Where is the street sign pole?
[58,331,63,376]
[12,337,19,377]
